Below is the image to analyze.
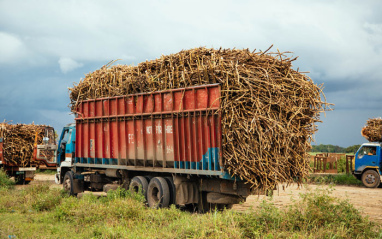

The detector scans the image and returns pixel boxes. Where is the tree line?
[311,144,361,154]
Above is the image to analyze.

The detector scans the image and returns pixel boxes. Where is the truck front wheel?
[362,170,380,188]
[63,171,76,196]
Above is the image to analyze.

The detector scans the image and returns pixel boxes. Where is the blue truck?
[354,142,382,188]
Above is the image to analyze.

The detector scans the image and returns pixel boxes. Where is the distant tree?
[311,144,345,153]
[311,144,362,154]
[345,145,361,154]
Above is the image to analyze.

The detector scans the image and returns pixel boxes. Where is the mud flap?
[55,173,60,184]
[174,177,199,205]
[72,179,84,194]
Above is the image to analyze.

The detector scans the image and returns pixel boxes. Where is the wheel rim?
[150,187,160,205]
[132,185,139,193]
[64,177,71,191]
[366,174,376,184]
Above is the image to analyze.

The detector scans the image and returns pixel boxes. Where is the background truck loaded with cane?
[353,118,382,188]
[0,123,57,184]
[42,47,327,211]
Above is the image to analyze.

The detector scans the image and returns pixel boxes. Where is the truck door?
[57,128,70,166]
[355,146,378,171]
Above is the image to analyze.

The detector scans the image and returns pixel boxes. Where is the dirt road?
[29,174,382,223]
[233,183,382,223]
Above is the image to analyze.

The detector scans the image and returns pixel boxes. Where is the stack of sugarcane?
[361,118,382,142]
[69,47,328,190]
[0,122,46,167]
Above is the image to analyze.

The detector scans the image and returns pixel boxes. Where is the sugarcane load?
[67,47,327,192]
[39,47,328,211]
[361,118,382,142]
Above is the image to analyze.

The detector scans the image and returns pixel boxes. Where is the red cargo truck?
[56,84,256,211]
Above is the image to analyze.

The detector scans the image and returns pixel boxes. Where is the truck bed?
[74,84,228,177]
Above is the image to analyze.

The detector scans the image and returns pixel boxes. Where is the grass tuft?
[309,174,363,186]
[0,168,15,189]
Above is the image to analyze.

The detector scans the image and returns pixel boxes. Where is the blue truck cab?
[54,123,76,184]
[354,142,382,188]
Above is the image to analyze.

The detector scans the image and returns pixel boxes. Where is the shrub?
[0,168,14,189]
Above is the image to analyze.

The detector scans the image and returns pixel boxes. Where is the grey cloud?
[0,32,28,64]
[1,0,382,146]
[58,57,84,73]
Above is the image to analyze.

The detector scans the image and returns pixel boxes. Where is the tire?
[147,177,170,208]
[164,177,176,205]
[63,171,76,196]
[15,174,25,185]
[362,170,380,188]
[129,176,149,199]
[144,176,153,184]
[15,175,25,185]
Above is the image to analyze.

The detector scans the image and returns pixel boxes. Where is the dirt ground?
[233,183,382,224]
[27,174,382,223]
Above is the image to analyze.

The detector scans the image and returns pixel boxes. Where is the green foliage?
[345,144,362,154]
[237,187,380,238]
[336,156,347,173]
[0,168,15,189]
[309,174,363,186]
[0,185,380,238]
[0,184,66,213]
[311,144,345,153]
[311,144,361,153]
[285,187,376,237]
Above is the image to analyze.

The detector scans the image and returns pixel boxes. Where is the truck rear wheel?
[63,171,76,196]
[129,176,149,199]
[362,170,380,188]
[147,177,170,208]
[164,177,176,205]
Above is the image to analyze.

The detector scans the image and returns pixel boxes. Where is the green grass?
[309,174,363,186]
[0,168,15,189]
[0,185,380,238]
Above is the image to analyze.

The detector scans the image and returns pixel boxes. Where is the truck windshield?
[358,146,377,159]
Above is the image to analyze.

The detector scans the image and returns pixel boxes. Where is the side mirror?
[60,140,67,150]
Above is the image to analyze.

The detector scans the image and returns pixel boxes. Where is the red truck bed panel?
[75,84,223,175]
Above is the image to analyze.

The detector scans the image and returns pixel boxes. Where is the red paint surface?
[75,84,222,168]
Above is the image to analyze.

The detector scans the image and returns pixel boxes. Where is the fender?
[354,165,379,174]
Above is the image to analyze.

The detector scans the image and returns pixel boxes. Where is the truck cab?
[354,142,382,188]
[54,123,76,184]
[34,126,58,169]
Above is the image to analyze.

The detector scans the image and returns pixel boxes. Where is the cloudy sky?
[0,0,381,147]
